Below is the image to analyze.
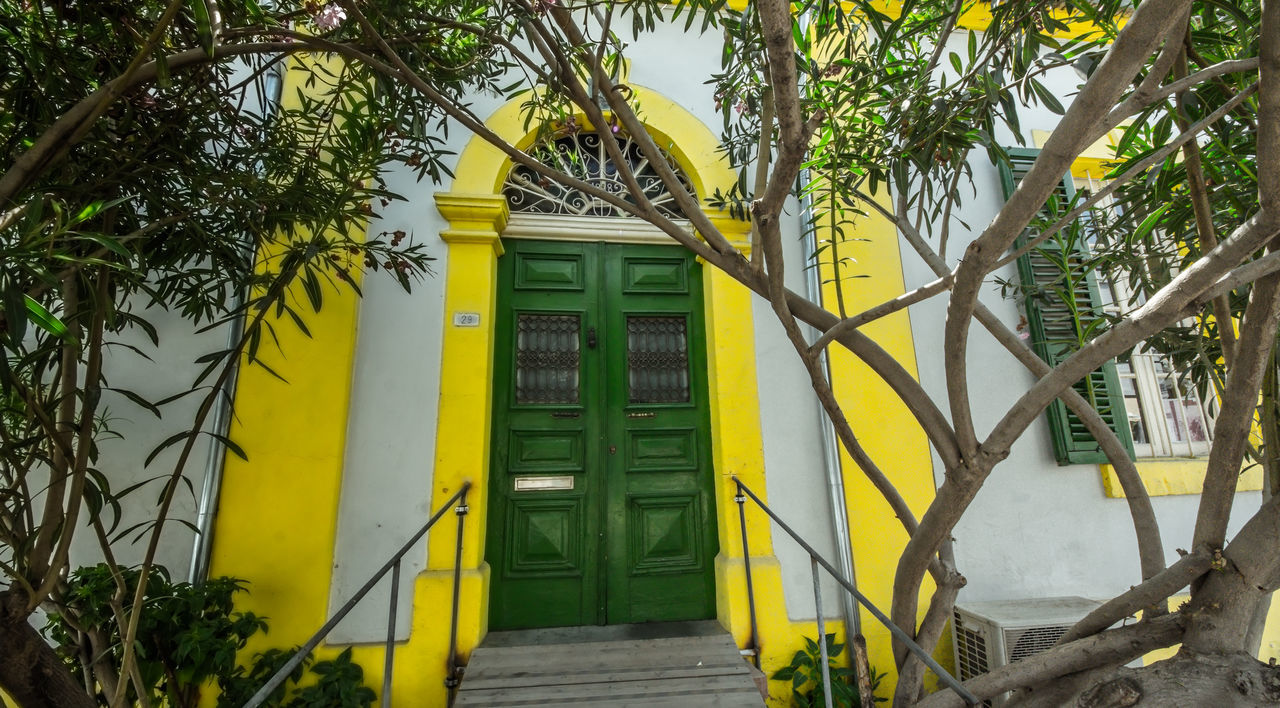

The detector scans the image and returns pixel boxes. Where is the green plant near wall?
[771,634,886,708]
[43,564,374,707]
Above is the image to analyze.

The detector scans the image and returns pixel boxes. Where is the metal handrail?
[731,476,978,707]
[243,482,472,708]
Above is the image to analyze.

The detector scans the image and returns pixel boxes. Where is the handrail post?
[812,557,833,708]
[735,478,761,669]
[240,483,469,708]
[732,476,979,706]
[382,559,401,708]
[444,487,469,704]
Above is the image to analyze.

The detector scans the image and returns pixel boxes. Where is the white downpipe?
[187,62,284,583]
[796,11,862,641]
[800,183,862,638]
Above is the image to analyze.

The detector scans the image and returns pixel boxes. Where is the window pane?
[515,314,580,404]
[1185,401,1210,443]
[627,316,690,404]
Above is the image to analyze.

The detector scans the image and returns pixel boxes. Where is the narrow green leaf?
[25,296,71,341]
[1133,203,1171,242]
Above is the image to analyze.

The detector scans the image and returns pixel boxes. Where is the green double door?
[486,239,718,630]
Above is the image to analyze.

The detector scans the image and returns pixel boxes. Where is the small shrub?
[771,634,886,708]
[44,564,376,707]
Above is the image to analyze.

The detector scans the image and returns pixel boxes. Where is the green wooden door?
[486,239,718,629]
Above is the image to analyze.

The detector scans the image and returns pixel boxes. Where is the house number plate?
[453,312,481,327]
[514,475,574,491]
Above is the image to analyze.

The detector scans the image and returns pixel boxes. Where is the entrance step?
[454,621,766,707]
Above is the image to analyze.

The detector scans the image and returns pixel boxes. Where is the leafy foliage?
[43,565,375,707]
[218,647,376,708]
[771,634,886,708]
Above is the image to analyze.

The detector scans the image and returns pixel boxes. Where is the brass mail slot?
[514,475,575,491]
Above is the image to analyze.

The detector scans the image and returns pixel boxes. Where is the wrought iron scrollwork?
[515,314,581,404]
[626,316,690,404]
[503,131,695,218]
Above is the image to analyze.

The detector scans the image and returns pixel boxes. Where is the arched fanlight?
[503,130,695,218]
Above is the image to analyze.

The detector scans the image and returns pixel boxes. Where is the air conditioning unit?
[952,596,1104,706]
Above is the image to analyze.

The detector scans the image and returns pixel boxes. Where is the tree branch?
[1192,270,1280,549]
[1058,549,1213,646]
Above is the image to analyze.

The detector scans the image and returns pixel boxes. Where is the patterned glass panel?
[516,314,580,404]
[627,316,689,404]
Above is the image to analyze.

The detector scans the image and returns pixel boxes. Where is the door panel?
[487,240,717,630]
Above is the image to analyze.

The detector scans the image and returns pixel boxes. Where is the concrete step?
[454,621,766,707]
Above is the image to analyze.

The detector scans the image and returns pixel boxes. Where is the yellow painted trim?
[1031,127,1130,181]
[1101,459,1264,498]
[207,50,377,695]
[451,84,738,202]
[427,192,507,571]
[816,184,939,689]
[870,0,1122,39]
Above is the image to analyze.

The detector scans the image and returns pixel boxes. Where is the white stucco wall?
[326,89,505,641]
[70,303,229,579]
[756,196,847,620]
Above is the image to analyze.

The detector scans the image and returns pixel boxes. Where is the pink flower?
[314,3,347,30]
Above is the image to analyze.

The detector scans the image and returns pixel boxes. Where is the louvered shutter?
[997,148,1136,465]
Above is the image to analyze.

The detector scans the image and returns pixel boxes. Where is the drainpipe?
[186,307,246,584]
[188,62,284,584]
[799,179,862,640]
[796,13,862,643]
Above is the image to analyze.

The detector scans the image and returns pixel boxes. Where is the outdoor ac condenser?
[951,596,1105,706]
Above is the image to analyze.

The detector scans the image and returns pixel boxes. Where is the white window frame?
[1082,175,1216,459]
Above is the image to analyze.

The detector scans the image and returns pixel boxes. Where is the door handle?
[586,326,597,349]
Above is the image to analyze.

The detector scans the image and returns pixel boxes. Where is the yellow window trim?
[1100,459,1264,498]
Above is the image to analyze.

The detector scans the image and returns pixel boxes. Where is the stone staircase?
[454,620,767,706]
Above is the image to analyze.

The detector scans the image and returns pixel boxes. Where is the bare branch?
[1193,270,1280,549]
[1174,48,1237,368]
[1259,0,1280,211]
[756,0,813,219]
[1107,58,1258,125]
[811,275,953,355]
[992,83,1258,272]
[1058,549,1213,646]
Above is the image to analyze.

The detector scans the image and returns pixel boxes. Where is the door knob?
[587,326,598,349]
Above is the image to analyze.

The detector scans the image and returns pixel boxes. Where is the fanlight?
[503,131,695,218]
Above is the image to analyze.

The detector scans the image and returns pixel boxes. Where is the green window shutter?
[998,148,1136,465]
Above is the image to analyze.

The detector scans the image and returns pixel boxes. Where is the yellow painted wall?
[815,192,942,690]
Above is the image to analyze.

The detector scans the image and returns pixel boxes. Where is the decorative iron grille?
[515,314,580,404]
[627,316,689,404]
[503,131,695,218]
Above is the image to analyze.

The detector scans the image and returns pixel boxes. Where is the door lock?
[587,326,597,349]
[608,445,617,455]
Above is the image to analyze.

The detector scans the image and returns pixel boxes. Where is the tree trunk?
[1014,652,1280,706]
[0,591,96,708]
[1182,561,1268,655]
